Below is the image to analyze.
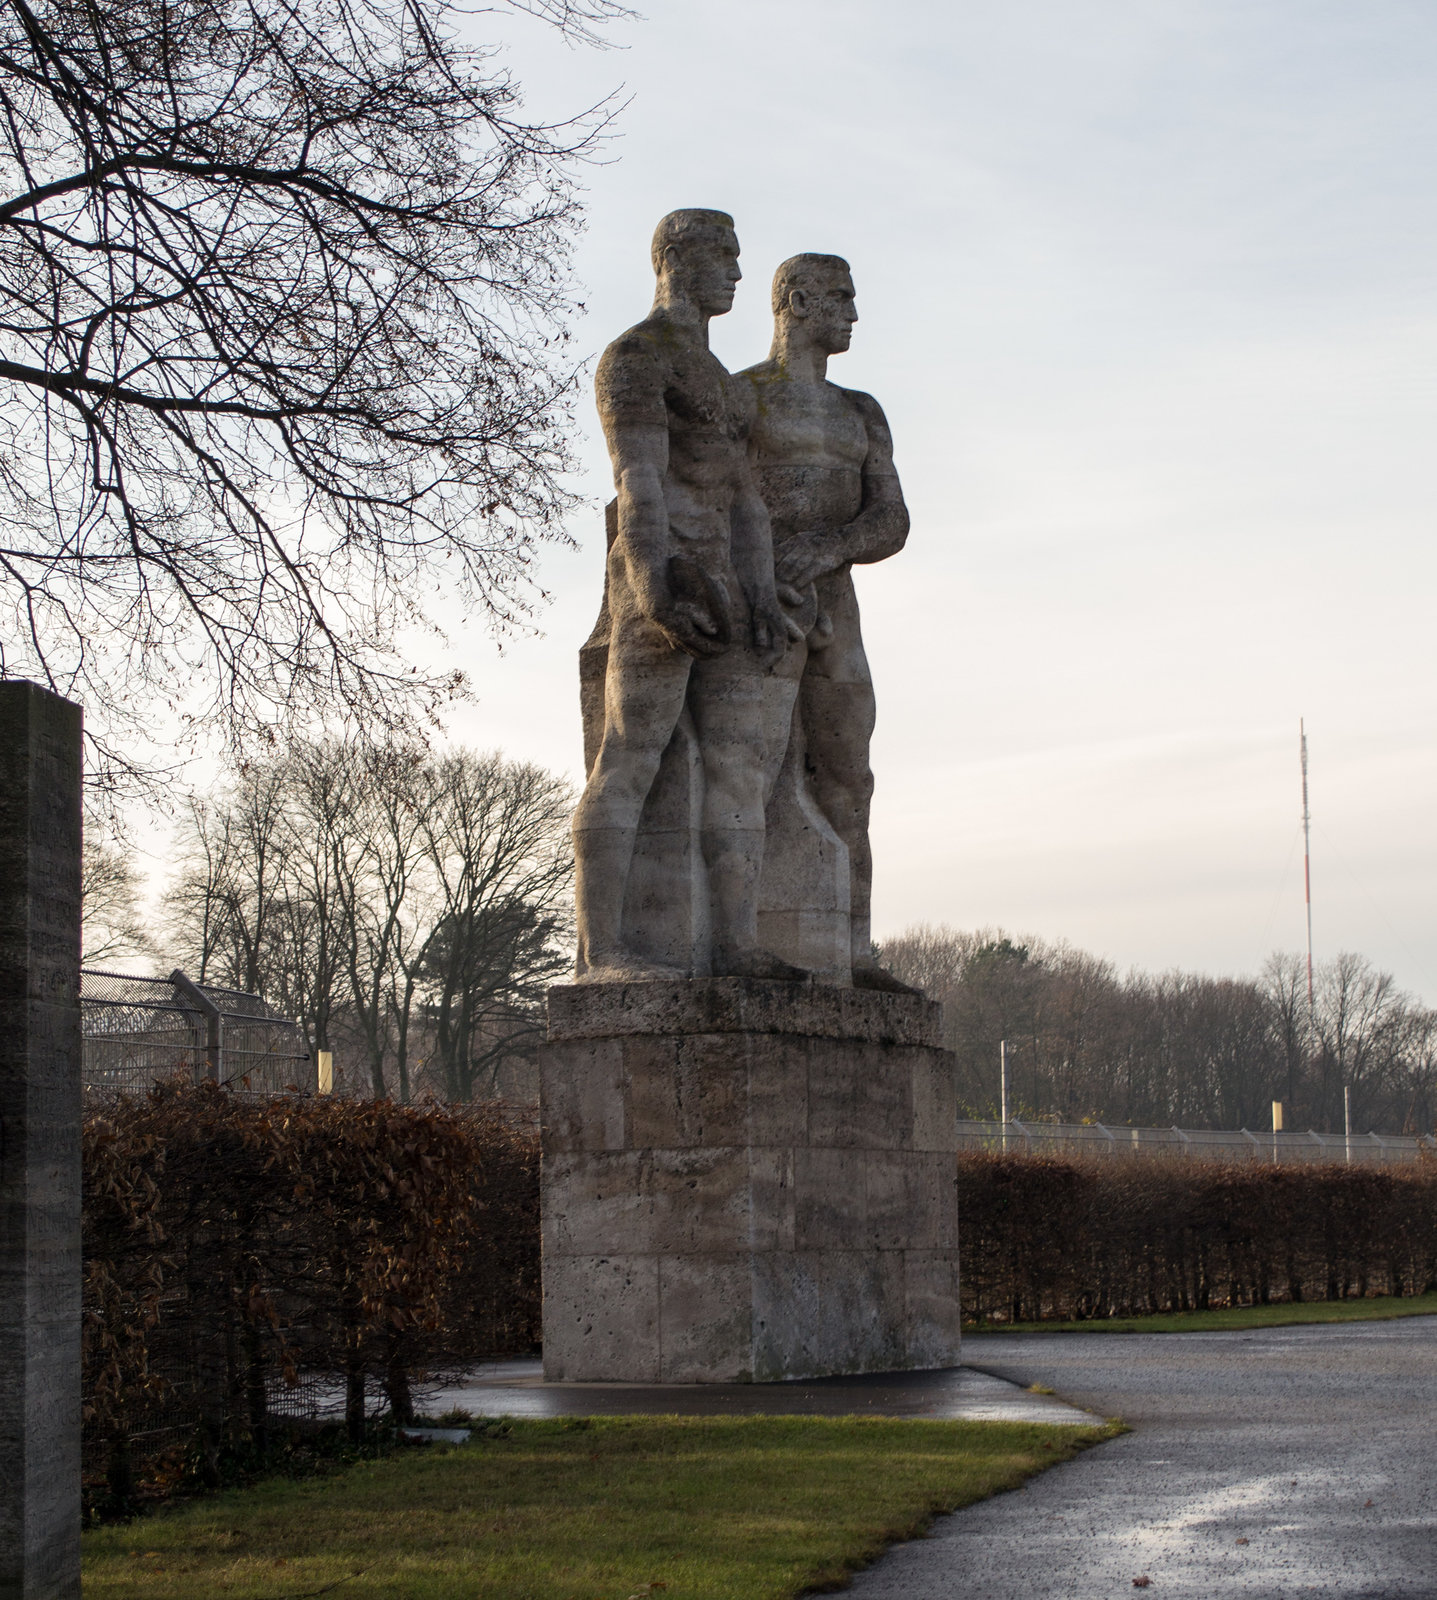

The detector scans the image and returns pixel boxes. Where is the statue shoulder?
[834,385,890,429]
[734,357,782,384]
[596,319,671,427]
[832,384,898,473]
[732,359,790,428]
[597,319,671,382]
[835,385,894,445]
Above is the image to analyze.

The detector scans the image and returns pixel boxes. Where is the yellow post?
[317,1050,333,1095]
[1272,1100,1283,1131]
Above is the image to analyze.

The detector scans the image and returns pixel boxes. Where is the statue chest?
[663,357,747,444]
[754,387,866,469]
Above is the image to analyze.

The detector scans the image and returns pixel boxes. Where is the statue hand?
[774,533,830,594]
[750,596,798,670]
[647,554,732,659]
[773,574,819,643]
[654,600,729,658]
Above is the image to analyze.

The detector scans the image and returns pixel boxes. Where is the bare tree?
[261,738,357,1068]
[0,0,622,783]
[165,735,572,1099]
[1260,951,1315,1119]
[876,923,978,1004]
[414,751,571,1100]
[164,768,290,987]
[81,820,156,962]
[1311,951,1413,1133]
[1394,1009,1437,1134]
[340,743,430,1101]
[1131,971,1277,1129]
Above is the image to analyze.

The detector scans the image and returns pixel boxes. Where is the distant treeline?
[92,740,1435,1130]
[882,926,1437,1135]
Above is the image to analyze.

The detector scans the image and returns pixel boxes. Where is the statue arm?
[773,391,910,593]
[597,338,728,658]
[731,463,800,667]
[608,420,671,614]
[844,393,910,565]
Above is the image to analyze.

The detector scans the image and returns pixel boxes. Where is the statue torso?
[596,316,754,549]
[741,367,868,540]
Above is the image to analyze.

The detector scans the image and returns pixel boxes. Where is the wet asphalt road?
[848,1316,1437,1600]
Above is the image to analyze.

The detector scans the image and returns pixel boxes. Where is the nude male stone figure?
[739,254,919,993]
[571,209,807,984]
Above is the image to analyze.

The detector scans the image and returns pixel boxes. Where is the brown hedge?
[956,1151,1437,1323]
[86,1094,1437,1509]
[81,1082,538,1511]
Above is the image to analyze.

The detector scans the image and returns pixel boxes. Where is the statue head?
[651,209,741,318]
[771,253,856,356]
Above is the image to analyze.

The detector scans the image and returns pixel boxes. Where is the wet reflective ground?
[427,1359,1094,1426]
[849,1316,1437,1599]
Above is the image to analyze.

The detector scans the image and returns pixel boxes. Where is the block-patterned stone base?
[540,980,961,1382]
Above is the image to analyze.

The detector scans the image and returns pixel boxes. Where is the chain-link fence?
[956,1117,1437,1164]
[81,967,312,1097]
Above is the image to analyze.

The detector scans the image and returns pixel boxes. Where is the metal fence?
[81,967,312,1097]
[956,1117,1437,1165]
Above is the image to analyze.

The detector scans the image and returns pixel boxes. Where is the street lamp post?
[1000,1039,1009,1152]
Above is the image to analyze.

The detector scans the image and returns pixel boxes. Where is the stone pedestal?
[540,980,960,1383]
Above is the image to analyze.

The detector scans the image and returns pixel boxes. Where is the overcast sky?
[198,2,1437,997]
[426,0,1437,998]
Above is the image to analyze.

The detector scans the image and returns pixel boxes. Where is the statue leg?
[691,652,810,982]
[803,572,920,995]
[572,607,693,982]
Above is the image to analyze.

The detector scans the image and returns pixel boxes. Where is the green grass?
[967,1290,1437,1336]
[82,1414,1118,1600]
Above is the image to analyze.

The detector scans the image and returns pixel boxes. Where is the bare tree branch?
[82,816,158,962]
[0,0,621,786]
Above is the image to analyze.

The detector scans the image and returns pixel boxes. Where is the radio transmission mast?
[1300,719,1314,1012]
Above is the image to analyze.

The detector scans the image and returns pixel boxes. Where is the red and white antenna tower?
[1300,719,1314,1012]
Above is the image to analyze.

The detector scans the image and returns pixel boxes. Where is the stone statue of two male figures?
[573,208,916,994]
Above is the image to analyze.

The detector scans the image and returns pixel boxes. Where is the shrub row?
[82,1081,538,1512]
[956,1152,1437,1324]
[84,1092,1437,1507]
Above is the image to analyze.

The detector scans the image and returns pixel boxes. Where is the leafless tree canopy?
[881,924,1437,1135]
[81,818,157,962]
[164,736,573,1100]
[0,0,621,781]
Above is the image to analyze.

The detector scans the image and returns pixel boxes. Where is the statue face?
[666,227,742,317]
[794,272,858,356]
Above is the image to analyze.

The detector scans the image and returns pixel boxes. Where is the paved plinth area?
[848,1315,1437,1599]
[426,1359,1092,1425]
